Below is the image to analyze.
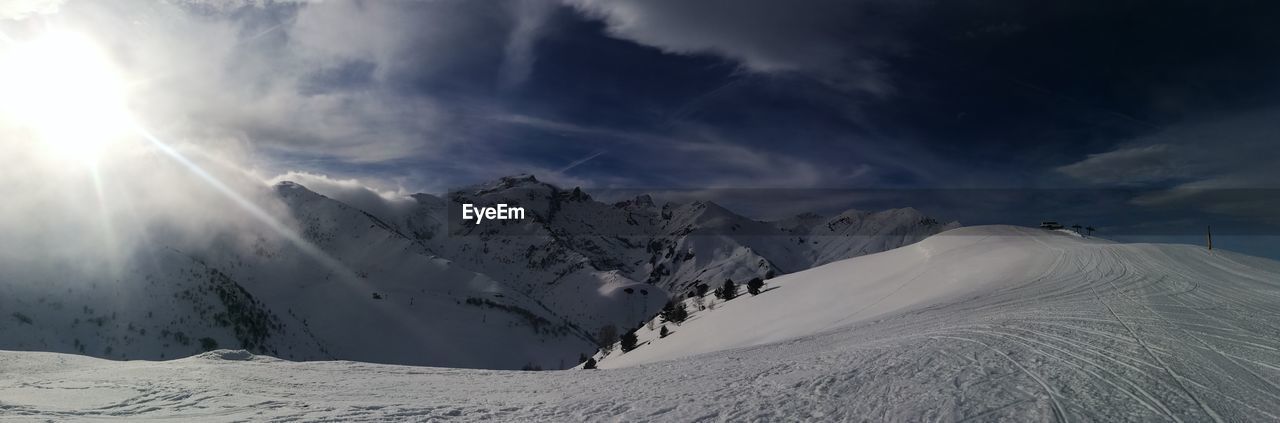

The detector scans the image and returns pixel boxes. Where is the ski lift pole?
[1206,225,1213,251]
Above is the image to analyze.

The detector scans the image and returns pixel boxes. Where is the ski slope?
[4,225,1280,421]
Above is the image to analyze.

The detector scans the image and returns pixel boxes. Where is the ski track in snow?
[3,226,1280,421]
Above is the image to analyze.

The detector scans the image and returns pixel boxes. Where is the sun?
[0,31,134,165]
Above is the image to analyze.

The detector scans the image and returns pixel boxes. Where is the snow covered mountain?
[394,175,957,296]
[0,181,600,370]
[0,174,954,370]
[4,225,1278,421]
[0,246,326,362]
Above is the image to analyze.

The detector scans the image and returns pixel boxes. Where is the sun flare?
[0,31,134,165]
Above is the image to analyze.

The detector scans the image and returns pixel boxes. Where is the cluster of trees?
[714,280,736,300]
[712,276,766,300]
[592,323,641,355]
[620,330,638,352]
[660,299,688,324]
[199,337,219,352]
[579,322,635,370]
[582,273,775,370]
[596,324,618,352]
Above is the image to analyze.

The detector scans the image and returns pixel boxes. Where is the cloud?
[23,1,418,165]
[266,171,414,221]
[1058,109,1280,225]
[670,140,824,188]
[491,113,646,141]
[499,0,557,89]
[0,0,547,275]
[10,0,936,195]
[561,0,913,95]
[0,127,297,277]
[0,0,64,20]
[287,0,507,84]
[1058,109,1280,188]
[1055,145,1188,186]
[18,0,564,173]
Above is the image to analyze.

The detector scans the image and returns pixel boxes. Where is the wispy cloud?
[560,0,914,95]
[499,0,556,89]
[1056,145,1189,186]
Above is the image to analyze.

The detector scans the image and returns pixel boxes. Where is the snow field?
[5,225,1279,421]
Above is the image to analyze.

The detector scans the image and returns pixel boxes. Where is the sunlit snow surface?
[4,225,1280,421]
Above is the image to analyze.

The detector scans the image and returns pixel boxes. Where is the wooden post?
[1206,225,1213,251]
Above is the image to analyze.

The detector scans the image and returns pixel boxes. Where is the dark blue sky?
[254,0,1279,193]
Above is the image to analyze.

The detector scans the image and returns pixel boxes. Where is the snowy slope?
[4,225,1279,421]
[0,247,325,362]
[602,225,1082,366]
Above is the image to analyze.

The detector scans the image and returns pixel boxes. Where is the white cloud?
[0,129,297,276]
[1056,145,1188,186]
[500,0,557,89]
[1058,109,1280,188]
[0,0,548,275]
[266,171,415,221]
[7,0,549,173]
[0,0,64,20]
[561,0,911,95]
[1059,109,1280,224]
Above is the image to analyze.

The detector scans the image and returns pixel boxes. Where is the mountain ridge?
[0,174,957,370]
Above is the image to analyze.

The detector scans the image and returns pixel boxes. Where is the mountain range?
[0,175,956,369]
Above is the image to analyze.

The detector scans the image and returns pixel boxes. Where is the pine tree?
[660,299,688,324]
[721,279,737,301]
[199,337,218,352]
[659,325,669,338]
[695,283,710,298]
[620,329,638,352]
[747,277,764,295]
[596,324,618,353]
[582,357,597,369]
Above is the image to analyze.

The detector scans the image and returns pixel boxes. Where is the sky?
[2,0,1279,256]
